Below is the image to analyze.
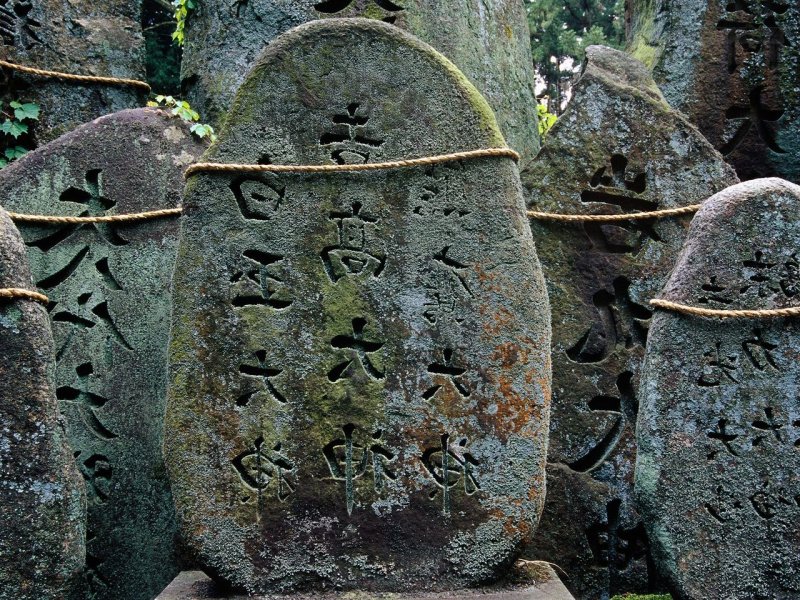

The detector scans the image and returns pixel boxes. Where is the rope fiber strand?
[0,59,151,92]
[0,287,49,304]
[527,204,702,222]
[650,298,800,319]
[184,147,521,179]
[8,207,182,224]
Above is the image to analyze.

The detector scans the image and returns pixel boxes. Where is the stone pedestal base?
[156,563,574,600]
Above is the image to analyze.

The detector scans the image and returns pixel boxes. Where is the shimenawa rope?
[527,204,702,222]
[0,287,49,304]
[184,147,521,179]
[8,208,182,225]
[0,59,151,92]
[650,299,800,319]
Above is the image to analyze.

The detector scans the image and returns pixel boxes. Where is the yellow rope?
[527,204,702,222]
[7,207,182,224]
[0,287,49,304]
[184,147,521,179]
[650,298,800,319]
[0,59,151,93]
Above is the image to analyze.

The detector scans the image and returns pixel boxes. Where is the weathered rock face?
[0,108,206,600]
[628,0,800,183]
[0,0,146,144]
[637,178,800,600]
[0,208,85,600]
[521,46,738,600]
[180,0,540,167]
[167,19,551,594]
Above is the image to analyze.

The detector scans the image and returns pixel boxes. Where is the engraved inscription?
[231,176,285,220]
[0,0,41,49]
[321,201,386,283]
[327,317,385,382]
[422,434,480,515]
[314,0,405,24]
[230,249,293,309]
[320,103,384,164]
[423,348,470,401]
[233,437,296,503]
[236,350,286,407]
[323,425,396,515]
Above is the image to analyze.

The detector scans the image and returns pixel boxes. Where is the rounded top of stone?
[211,17,507,165]
[660,177,800,309]
[582,45,666,104]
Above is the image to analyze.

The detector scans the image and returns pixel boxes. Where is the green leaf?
[1,119,28,138]
[4,146,27,160]
[12,102,39,122]
[190,123,215,139]
[0,158,8,168]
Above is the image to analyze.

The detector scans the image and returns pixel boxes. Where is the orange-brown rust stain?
[486,339,546,431]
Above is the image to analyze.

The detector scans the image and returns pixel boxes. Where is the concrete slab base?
[156,562,574,600]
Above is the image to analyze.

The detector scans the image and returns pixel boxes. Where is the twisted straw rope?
[650,299,800,319]
[0,59,151,92]
[184,147,521,179]
[0,287,49,304]
[8,208,182,224]
[527,204,701,222]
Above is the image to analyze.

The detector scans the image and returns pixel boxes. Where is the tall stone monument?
[0,108,206,600]
[166,18,551,594]
[628,0,800,183]
[522,46,738,599]
[638,178,800,599]
[180,0,540,167]
[0,0,146,144]
[0,208,86,600]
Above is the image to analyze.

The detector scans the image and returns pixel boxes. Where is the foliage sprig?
[148,95,217,143]
[172,0,196,46]
[0,100,39,167]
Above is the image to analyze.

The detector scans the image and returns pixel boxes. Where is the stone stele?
[180,0,540,168]
[0,0,146,145]
[166,18,551,595]
[521,46,738,600]
[627,0,800,183]
[0,207,85,600]
[637,177,800,600]
[0,108,206,600]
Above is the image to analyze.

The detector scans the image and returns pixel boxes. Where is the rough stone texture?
[521,46,738,600]
[166,19,551,595]
[0,208,85,599]
[0,108,206,600]
[156,564,575,600]
[637,178,800,600]
[180,0,540,168]
[0,0,146,145]
[627,0,800,183]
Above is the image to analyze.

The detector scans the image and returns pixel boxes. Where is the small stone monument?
[166,18,551,594]
[0,0,147,144]
[522,46,738,599]
[637,178,800,600]
[0,208,85,600]
[180,0,540,166]
[627,0,800,183]
[0,108,206,600]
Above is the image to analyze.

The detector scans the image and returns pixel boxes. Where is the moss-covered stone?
[166,19,551,594]
[521,46,738,600]
[627,0,800,183]
[0,108,206,600]
[0,0,146,146]
[180,0,540,168]
[0,208,86,600]
[638,178,800,600]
